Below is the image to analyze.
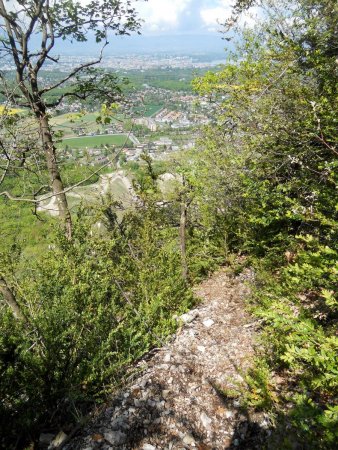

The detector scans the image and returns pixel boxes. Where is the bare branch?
[314,134,338,157]
[39,43,107,95]
[0,129,133,204]
[0,276,26,321]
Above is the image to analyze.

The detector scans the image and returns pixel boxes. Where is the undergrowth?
[239,244,338,449]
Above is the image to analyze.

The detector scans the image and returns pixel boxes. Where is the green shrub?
[0,210,194,448]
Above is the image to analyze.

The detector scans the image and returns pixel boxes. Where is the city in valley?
[39,54,221,166]
[0,53,222,212]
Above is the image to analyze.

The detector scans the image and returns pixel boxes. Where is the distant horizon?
[50,33,231,57]
[1,33,231,71]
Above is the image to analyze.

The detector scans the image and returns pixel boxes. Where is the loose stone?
[142,444,156,450]
[202,319,214,328]
[182,433,196,445]
[200,412,212,429]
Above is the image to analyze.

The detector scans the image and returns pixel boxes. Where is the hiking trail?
[65,269,269,450]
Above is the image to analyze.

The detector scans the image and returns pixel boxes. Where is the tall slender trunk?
[0,276,26,321]
[37,111,72,239]
[180,199,188,281]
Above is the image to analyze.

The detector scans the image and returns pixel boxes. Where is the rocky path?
[65,269,267,450]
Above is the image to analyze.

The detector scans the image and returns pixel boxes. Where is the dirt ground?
[63,269,270,450]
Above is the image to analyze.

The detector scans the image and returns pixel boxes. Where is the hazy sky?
[136,0,237,34]
[2,0,243,55]
[77,0,242,34]
[3,1,257,36]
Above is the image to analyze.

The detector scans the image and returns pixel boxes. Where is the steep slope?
[64,269,268,450]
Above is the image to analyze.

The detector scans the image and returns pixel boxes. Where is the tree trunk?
[180,200,188,281]
[0,276,26,321]
[38,112,72,239]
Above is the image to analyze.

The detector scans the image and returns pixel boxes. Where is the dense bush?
[190,0,337,447]
[0,207,194,448]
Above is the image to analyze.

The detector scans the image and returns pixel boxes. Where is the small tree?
[0,0,141,238]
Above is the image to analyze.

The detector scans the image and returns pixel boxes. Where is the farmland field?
[51,111,123,138]
[59,134,132,148]
[132,104,163,117]
[144,104,163,117]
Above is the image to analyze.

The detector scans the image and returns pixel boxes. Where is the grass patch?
[132,104,163,117]
[59,134,132,149]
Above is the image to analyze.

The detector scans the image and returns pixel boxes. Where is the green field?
[129,104,163,118]
[51,112,123,138]
[59,134,132,149]
[51,112,100,131]
[144,104,163,117]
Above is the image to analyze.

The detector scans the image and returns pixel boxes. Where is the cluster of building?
[133,110,192,131]
[133,117,157,132]
[105,55,205,71]
[122,135,196,163]
[154,109,191,128]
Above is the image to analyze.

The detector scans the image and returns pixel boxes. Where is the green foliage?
[123,68,208,93]
[248,255,338,447]
[0,206,194,448]
[1,1,337,448]
[243,359,279,410]
[0,161,110,255]
[190,0,338,447]
[60,163,101,186]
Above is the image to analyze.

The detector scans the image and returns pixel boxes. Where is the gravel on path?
[64,269,269,450]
